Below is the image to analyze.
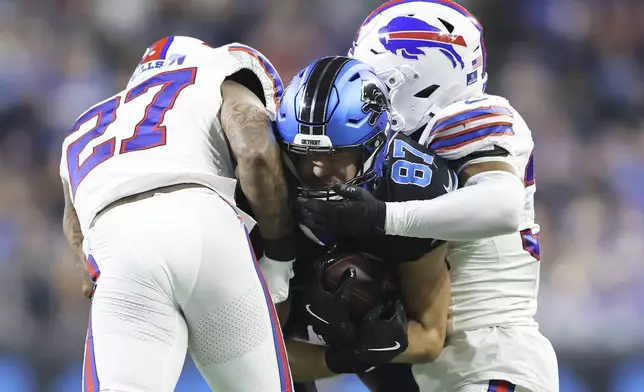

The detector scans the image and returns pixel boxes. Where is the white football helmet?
[349,0,488,134]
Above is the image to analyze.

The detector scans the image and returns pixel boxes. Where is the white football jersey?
[419,93,539,332]
[413,95,558,392]
[59,36,283,233]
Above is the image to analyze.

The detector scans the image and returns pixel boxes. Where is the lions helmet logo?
[361,81,388,126]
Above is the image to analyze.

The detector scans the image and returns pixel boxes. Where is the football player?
[298,1,559,392]
[272,56,454,389]
[60,36,294,392]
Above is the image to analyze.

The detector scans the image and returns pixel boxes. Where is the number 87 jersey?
[59,36,282,233]
[369,131,459,263]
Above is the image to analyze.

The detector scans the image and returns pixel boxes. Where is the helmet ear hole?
[414,84,439,98]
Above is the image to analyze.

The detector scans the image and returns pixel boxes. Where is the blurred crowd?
[0,0,643,390]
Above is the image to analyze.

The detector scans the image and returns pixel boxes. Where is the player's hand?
[297,184,386,237]
[81,276,95,299]
[302,261,357,346]
[325,299,409,374]
[75,256,95,299]
[258,254,294,304]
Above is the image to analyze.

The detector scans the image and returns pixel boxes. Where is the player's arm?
[61,179,93,298]
[385,159,523,240]
[385,102,525,240]
[220,79,295,303]
[220,79,293,242]
[285,339,336,382]
[300,152,523,241]
[275,297,291,327]
[391,245,449,363]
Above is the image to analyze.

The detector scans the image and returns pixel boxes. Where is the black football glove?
[297,184,386,237]
[302,260,358,346]
[325,299,409,374]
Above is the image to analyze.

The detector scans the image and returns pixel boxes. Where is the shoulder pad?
[426,95,515,154]
[225,43,283,120]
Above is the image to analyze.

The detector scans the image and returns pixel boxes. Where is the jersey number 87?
[65,67,197,198]
[391,139,434,188]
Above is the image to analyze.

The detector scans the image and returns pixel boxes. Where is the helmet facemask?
[281,130,387,201]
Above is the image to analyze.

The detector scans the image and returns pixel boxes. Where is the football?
[321,251,396,320]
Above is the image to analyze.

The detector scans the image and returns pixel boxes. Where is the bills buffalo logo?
[361,81,388,126]
[378,16,466,69]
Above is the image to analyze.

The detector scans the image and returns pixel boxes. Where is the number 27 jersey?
[59,36,282,233]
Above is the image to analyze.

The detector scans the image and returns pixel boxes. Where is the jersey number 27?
[65,68,197,197]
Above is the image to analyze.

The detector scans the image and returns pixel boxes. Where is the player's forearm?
[392,320,444,364]
[235,138,295,260]
[385,170,523,240]
[285,339,335,382]
[393,251,449,364]
[62,203,86,268]
[220,83,294,247]
[235,140,293,240]
[275,298,291,327]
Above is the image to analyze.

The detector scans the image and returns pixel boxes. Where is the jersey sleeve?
[423,96,516,161]
[373,133,457,262]
[225,43,284,120]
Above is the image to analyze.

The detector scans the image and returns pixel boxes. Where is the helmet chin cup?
[377,65,418,90]
[377,65,419,133]
[378,68,405,90]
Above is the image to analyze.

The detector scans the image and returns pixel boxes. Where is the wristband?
[263,233,296,261]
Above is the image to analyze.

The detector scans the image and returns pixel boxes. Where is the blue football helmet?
[276,56,390,200]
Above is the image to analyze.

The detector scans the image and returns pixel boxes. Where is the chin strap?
[281,150,303,183]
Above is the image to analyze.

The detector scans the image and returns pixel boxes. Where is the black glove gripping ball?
[322,252,396,320]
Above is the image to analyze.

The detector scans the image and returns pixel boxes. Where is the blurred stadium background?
[0,0,642,391]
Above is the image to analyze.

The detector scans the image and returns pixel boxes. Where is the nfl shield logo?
[466,70,478,86]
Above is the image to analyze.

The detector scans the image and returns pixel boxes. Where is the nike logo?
[443,171,456,193]
[306,325,327,345]
[367,341,401,352]
[465,97,487,104]
[305,304,329,325]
